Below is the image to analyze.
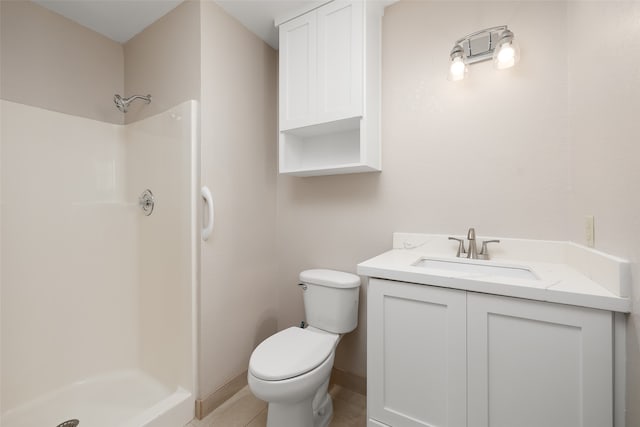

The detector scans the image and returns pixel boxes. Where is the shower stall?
[1,99,199,427]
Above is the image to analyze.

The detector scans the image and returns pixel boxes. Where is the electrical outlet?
[585,215,595,248]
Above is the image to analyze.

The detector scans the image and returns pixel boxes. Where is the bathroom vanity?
[358,233,631,427]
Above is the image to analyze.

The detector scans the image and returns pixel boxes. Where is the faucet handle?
[448,237,467,257]
[479,239,500,260]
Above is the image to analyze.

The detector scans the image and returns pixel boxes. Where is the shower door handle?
[201,186,214,241]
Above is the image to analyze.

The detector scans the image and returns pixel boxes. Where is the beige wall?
[566,2,640,424]
[276,0,570,377]
[123,0,201,123]
[198,0,278,399]
[0,1,124,124]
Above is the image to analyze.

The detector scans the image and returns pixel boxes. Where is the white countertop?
[357,233,631,313]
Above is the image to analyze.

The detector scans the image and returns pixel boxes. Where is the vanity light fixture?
[448,25,520,81]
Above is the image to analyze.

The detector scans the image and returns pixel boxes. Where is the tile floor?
[187,385,366,427]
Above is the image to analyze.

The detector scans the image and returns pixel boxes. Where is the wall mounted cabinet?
[277,0,382,176]
[368,278,615,427]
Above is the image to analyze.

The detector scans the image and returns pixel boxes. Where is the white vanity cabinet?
[367,278,614,427]
[466,292,612,427]
[368,279,467,427]
[277,0,382,176]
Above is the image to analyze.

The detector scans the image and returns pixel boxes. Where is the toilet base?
[265,380,333,427]
[312,379,332,427]
[267,398,314,427]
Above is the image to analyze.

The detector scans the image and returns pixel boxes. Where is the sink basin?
[412,257,538,280]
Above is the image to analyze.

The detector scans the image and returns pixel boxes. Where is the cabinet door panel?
[317,0,363,122]
[368,279,466,427]
[467,293,612,427]
[279,13,317,130]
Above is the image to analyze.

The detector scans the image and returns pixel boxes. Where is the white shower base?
[1,370,194,427]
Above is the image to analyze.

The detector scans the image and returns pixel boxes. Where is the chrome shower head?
[113,94,151,113]
[114,94,127,112]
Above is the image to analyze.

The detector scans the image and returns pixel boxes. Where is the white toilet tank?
[299,269,360,334]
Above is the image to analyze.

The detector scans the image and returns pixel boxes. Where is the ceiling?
[216,0,327,49]
[33,0,185,44]
[32,0,328,49]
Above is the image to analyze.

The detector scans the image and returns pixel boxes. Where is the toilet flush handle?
[298,283,307,290]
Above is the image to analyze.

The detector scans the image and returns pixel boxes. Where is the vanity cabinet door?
[467,293,613,427]
[368,278,467,427]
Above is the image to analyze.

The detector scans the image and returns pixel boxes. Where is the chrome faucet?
[466,228,478,259]
[449,228,500,260]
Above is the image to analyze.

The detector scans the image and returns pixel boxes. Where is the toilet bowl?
[248,269,360,427]
[249,327,338,427]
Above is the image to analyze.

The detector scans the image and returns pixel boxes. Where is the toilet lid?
[249,327,337,381]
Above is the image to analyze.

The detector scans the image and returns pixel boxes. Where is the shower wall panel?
[0,101,139,412]
[125,100,197,393]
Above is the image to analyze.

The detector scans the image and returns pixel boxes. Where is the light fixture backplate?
[463,30,501,64]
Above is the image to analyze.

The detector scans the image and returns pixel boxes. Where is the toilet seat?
[249,327,338,381]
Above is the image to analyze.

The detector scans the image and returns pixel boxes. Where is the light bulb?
[493,30,520,70]
[448,56,466,81]
[496,43,515,69]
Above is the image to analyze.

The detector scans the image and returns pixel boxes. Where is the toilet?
[248,269,360,427]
